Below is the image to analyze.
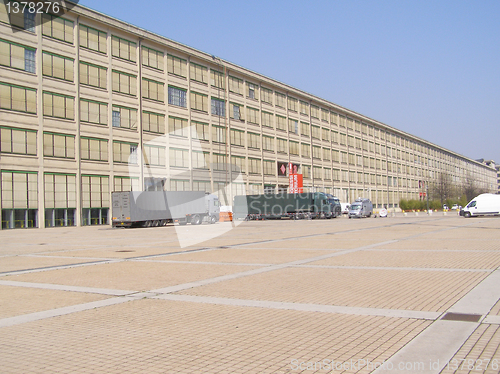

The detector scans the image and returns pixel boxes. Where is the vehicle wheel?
[464,212,471,218]
[368,212,371,217]
[348,216,351,219]
[210,215,217,224]
[191,214,202,225]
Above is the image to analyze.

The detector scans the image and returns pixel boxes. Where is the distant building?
[0,1,497,229]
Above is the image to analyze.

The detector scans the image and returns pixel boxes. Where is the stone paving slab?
[242,238,384,250]
[380,239,500,251]
[178,267,489,312]
[0,298,431,374]
[7,261,257,292]
[0,255,103,273]
[39,245,202,259]
[309,250,500,270]
[157,247,337,265]
[0,285,109,318]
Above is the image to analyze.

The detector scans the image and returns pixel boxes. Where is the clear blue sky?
[79,0,500,165]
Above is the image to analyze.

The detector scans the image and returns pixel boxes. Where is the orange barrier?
[219,212,233,222]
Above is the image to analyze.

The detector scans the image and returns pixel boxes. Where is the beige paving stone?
[7,261,256,291]
[309,250,500,269]
[0,255,104,273]
[489,299,500,316]
[0,285,109,318]
[380,239,500,251]
[160,247,336,264]
[0,299,431,374]
[422,227,500,241]
[41,245,200,259]
[440,324,500,374]
[179,267,488,312]
[243,238,382,250]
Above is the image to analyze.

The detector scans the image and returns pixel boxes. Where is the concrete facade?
[0,1,497,229]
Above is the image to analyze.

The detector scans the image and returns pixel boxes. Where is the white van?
[460,194,500,218]
[348,198,373,218]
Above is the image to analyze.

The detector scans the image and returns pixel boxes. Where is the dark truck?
[112,191,220,227]
[233,192,341,220]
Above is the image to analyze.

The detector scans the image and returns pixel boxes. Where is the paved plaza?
[0,214,499,373]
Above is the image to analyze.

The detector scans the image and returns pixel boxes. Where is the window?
[312,125,321,139]
[211,70,225,89]
[262,112,273,128]
[247,82,258,99]
[81,137,108,162]
[42,14,74,43]
[193,180,211,192]
[263,136,274,152]
[321,109,329,122]
[275,92,286,108]
[247,107,259,124]
[193,151,209,169]
[79,24,107,54]
[302,165,311,179]
[0,126,36,155]
[249,158,261,174]
[288,96,297,112]
[333,169,340,181]
[80,99,107,125]
[114,176,140,192]
[190,63,207,83]
[111,35,136,62]
[264,160,274,176]
[167,54,187,77]
[44,173,76,227]
[0,39,36,73]
[143,145,165,166]
[301,143,310,158]
[229,76,243,95]
[230,129,245,147]
[43,132,75,158]
[168,116,188,137]
[313,166,322,179]
[230,102,243,120]
[321,128,330,142]
[0,82,36,113]
[211,97,225,116]
[169,148,189,168]
[313,145,321,159]
[113,141,137,164]
[112,70,137,96]
[168,86,187,107]
[79,61,106,88]
[276,115,286,131]
[81,175,109,225]
[212,153,226,170]
[142,46,164,70]
[142,111,165,134]
[277,138,287,153]
[43,92,74,120]
[190,91,208,112]
[322,148,330,161]
[191,121,209,141]
[261,87,273,104]
[1,170,38,229]
[332,150,339,162]
[288,119,298,134]
[170,179,190,191]
[248,132,260,149]
[324,168,332,180]
[142,78,164,102]
[3,4,35,31]
[231,155,245,173]
[290,141,299,155]
[300,101,309,116]
[212,125,226,143]
[300,122,310,137]
[112,105,137,129]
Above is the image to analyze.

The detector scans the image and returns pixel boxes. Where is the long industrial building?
[0,1,497,229]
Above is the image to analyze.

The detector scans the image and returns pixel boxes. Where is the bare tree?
[462,173,486,202]
[430,172,454,205]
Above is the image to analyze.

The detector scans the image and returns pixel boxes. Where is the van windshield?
[467,201,476,208]
[350,204,361,210]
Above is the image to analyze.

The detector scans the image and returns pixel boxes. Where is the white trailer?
[112,191,220,227]
[460,193,500,218]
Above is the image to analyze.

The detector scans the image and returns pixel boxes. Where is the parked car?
[340,203,350,215]
[348,199,373,218]
[451,204,459,210]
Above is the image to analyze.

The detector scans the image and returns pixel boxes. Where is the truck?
[460,194,500,218]
[112,191,220,227]
[232,192,341,220]
[348,198,373,218]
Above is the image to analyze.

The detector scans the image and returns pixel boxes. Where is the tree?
[462,173,486,202]
[430,173,454,205]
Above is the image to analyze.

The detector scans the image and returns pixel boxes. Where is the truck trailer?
[112,191,220,227]
[233,192,341,220]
